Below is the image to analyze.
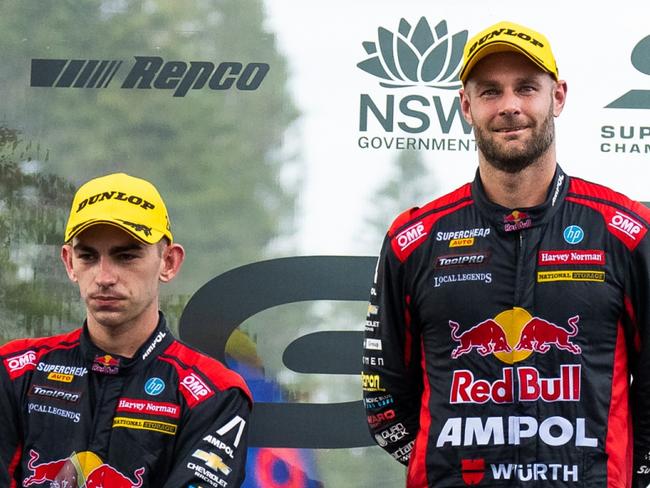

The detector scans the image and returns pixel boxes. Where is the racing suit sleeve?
[630,224,650,487]
[0,359,22,486]
[363,234,422,466]
[163,387,251,488]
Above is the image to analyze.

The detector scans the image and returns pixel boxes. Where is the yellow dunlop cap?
[459,21,559,83]
[64,173,173,244]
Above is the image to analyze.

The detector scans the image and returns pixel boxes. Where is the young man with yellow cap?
[0,173,252,487]
[363,21,650,486]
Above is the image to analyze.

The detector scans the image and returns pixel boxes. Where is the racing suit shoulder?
[387,183,473,262]
[567,177,650,251]
[0,329,82,379]
[160,340,252,406]
[0,329,81,357]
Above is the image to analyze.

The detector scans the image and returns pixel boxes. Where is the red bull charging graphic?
[449,307,581,364]
[24,449,144,488]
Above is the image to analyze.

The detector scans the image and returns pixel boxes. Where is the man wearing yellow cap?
[0,173,252,487]
[363,21,650,486]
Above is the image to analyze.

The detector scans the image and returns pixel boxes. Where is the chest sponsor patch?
[29,384,82,404]
[117,398,181,419]
[449,237,474,247]
[436,228,491,242]
[537,270,605,283]
[112,416,178,435]
[28,402,81,423]
[434,272,492,288]
[47,372,74,383]
[435,251,490,269]
[538,250,605,266]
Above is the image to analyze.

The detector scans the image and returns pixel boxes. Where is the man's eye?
[118,254,137,262]
[78,253,95,261]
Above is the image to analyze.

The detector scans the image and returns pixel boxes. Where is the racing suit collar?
[81,312,175,375]
[471,164,569,235]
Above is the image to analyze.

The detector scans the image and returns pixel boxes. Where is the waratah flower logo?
[357,18,467,89]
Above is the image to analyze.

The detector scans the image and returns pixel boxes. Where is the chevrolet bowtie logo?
[193,449,231,476]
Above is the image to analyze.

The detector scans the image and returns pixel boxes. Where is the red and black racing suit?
[363,166,650,487]
[0,313,252,487]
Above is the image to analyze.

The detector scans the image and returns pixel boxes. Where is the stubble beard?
[474,104,556,174]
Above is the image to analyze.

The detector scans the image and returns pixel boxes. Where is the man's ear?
[553,80,568,117]
[159,243,185,283]
[61,244,78,283]
[459,87,474,125]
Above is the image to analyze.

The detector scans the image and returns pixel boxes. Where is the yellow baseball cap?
[459,21,559,83]
[64,173,173,244]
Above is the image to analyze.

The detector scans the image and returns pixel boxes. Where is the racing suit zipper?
[514,231,525,305]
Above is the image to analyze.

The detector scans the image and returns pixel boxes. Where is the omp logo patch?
[31,56,269,97]
[4,350,37,376]
[395,221,427,251]
[179,373,214,407]
[357,18,467,89]
[608,211,643,240]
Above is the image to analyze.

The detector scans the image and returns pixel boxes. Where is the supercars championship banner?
[1,1,648,486]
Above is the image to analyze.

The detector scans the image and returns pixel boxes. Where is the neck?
[478,152,557,209]
[86,306,160,358]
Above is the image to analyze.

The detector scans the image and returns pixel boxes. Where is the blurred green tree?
[368,150,436,242]
[0,0,299,336]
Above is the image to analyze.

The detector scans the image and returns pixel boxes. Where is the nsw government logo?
[357,17,466,89]
[357,18,475,152]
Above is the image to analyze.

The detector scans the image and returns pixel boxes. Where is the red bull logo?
[449,308,581,364]
[92,354,120,375]
[24,449,145,487]
[503,210,532,232]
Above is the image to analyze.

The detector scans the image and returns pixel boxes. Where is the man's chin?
[88,309,130,328]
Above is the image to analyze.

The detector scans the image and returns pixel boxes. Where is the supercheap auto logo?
[357,17,466,89]
[30,56,269,97]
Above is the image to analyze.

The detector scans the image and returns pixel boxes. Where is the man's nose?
[95,257,118,287]
[498,89,522,116]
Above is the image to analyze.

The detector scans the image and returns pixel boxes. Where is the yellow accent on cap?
[460,21,558,83]
[64,172,173,244]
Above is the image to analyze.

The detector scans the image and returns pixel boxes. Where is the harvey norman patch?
[537,271,605,283]
[112,416,178,435]
[538,250,605,266]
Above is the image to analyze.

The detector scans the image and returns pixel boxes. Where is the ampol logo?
[449,308,581,364]
[357,18,467,89]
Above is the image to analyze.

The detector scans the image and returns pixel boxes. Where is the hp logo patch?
[144,377,165,396]
[563,225,584,245]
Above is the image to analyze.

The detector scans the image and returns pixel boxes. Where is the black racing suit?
[0,313,252,487]
[363,166,650,487]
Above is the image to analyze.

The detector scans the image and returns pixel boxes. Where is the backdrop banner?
[1,1,649,485]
